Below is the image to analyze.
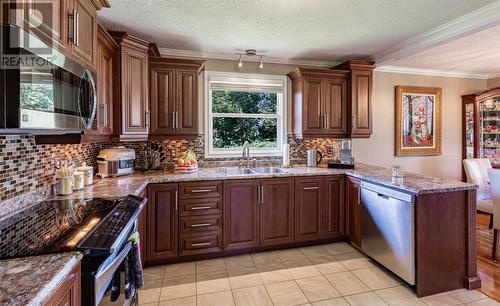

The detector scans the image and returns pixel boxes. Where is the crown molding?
[375,1,500,64]
[158,48,339,68]
[375,65,492,79]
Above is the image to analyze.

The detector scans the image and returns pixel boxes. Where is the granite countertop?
[0,252,82,306]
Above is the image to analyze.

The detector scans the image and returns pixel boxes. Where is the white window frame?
[204,71,287,158]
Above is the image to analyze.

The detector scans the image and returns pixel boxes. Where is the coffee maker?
[328,139,354,169]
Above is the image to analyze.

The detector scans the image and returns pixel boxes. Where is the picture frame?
[395,86,442,156]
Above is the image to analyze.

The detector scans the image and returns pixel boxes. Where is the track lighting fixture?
[236,49,265,69]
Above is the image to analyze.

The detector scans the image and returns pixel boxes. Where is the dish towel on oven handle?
[128,232,144,289]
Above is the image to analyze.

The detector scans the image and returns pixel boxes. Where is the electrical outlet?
[325,145,334,156]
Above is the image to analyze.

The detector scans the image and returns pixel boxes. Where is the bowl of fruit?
[174,149,199,173]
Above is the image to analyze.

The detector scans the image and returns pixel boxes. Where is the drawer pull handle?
[191,223,211,228]
[303,186,319,190]
[191,206,211,210]
[191,189,212,193]
[191,242,211,247]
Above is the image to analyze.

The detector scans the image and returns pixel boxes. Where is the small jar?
[73,171,85,191]
[57,177,73,195]
[76,162,93,185]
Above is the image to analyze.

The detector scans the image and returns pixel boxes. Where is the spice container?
[57,177,73,195]
[73,171,85,191]
[76,162,94,185]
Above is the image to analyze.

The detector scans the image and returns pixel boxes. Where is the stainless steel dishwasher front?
[360,181,416,285]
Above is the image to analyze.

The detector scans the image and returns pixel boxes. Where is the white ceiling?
[98,0,496,63]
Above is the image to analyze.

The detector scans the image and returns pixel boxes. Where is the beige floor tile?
[224,254,256,270]
[139,303,159,306]
[229,272,263,289]
[164,262,196,276]
[197,271,231,295]
[323,243,356,255]
[251,251,283,267]
[448,289,489,303]
[226,266,258,277]
[352,267,402,290]
[338,257,376,271]
[300,246,332,258]
[288,265,322,279]
[196,258,227,274]
[257,262,287,272]
[312,297,350,306]
[375,286,425,306]
[139,279,163,304]
[465,299,500,306]
[265,280,309,306]
[344,292,387,306]
[325,271,370,296]
[144,265,166,281]
[314,261,348,275]
[158,296,196,306]
[420,292,463,306]
[284,258,313,268]
[277,248,309,261]
[309,255,338,265]
[296,275,341,302]
[197,290,235,306]
[232,285,273,306]
[259,268,294,284]
[160,274,197,301]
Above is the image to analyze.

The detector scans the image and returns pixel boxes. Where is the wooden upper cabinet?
[69,0,97,68]
[110,31,150,140]
[335,60,374,138]
[147,183,178,262]
[95,23,117,136]
[223,180,260,251]
[294,177,324,241]
[24,0,67,52]
[288,68,349,138]
[345,176,361,246]
[149,57,204,137]
[324,176,345,238]
[260,178,294,246]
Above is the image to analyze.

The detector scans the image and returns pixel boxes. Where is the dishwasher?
[360,181,416,285]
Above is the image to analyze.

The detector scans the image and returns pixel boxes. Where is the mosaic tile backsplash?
[0,134,341,203]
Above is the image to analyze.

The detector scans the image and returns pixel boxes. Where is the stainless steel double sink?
[219,167,284,176]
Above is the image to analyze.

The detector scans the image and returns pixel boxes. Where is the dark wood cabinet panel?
[302,77,324,135]
[324,176,345,238]
[175,69,198,135]
[223,180,259,250]
[179,198,223,216]
[345,177,361,246]
[294,177,324,241]
[324,78,347,135]
[180,231,223,256]
[179,214,222,234]
[24,0,67,53]
[179,181,222,199]
[147,183,178,261]
[260,178,294,246]
[70,0,97,68]
[43,263,81,306]
[150,65,175,135]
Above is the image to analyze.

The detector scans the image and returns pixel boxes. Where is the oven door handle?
[94,241,132,305]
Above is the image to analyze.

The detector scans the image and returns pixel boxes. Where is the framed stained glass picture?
[395,86,442,156]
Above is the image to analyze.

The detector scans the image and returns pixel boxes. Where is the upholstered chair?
[463,158,493,227]
[487,168,500,260]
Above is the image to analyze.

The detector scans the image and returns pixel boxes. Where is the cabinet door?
[223,180,259,250]
[150,66,175,135]
[24,0,67,52]
[96,41,114,135]
[295,177,324,241]
[43,264,81,306]
[350,69,372,137]
[175,69,199,135]
[345,177,361,246]
[121,45,149,134]
[69,0,97,68]
[324,78,347,135]
[324,176,345,238]
[302,77,324,136]
[147,183,178,261]
[260,178,294,246]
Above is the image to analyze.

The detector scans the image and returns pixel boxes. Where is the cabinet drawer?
[179,232,222,256]
[180,198,222,216]
[179,214,222,234]
[179,181,222,199]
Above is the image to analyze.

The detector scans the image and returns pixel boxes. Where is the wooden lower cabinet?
[295,177,324,241]
[146,183,178,262]
[223,180,260,251]
[43,263,81,306]
[324,176,345,238]
[345,177,361,246]
[260,178,294,246]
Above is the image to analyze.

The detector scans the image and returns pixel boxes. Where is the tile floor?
[137,242,500,306]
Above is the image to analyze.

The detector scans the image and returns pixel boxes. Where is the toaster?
[96,147,135,178]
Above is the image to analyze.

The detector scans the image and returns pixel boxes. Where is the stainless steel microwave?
[0,24,97,131]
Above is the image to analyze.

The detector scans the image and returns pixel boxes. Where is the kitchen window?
[205,71,287,158]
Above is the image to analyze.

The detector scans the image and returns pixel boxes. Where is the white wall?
[352,71,486,180]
